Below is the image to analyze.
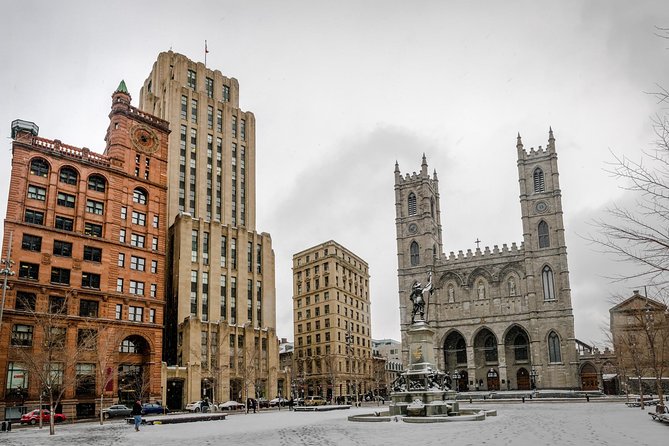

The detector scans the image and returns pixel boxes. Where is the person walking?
[131,400,143,431]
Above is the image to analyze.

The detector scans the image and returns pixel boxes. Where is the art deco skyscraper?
[139,51,277,408]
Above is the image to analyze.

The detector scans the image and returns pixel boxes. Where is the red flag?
[205,40,209,54]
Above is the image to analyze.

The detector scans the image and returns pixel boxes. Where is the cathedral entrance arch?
[580,363,598,391]
[473,328,499,382]
[517,368,530,390]
[443,331,467,374]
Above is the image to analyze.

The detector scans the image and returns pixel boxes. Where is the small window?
[79,299,99,318]
[131,211,146,226]
[83,246,102,262]
[53,240,73,257]
[533,168,545,193]
[187,69,196,89]
[84,222,103,237]
[30,158,49,177]
[548,331,562,363]
[88,175,106,192]
[408,192,417,216]
[128,306,143,322]
[48,295,66,314]
[21,234,42,251]
[55,216,74,231]
[27,185,47,201]
[57,192,76,208]
[538,221,550,248]
[116,278,124,292]
[130,233,145,248]
[51,267,71,285]
[11,324,33,346]
[86,199,104,215]
[129,280,145,296]
[59,167,78,185]
[15,292,36,311]
[24,209,45,225]
[542,266,555,301]
[19,262,39,280]
[410,241,420,266]
[81,272,101,289]
[133,188,148,205]
[130,256,146,271]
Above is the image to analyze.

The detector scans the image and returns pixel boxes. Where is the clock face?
[131,125,159,154]
[408,223,418,234]
[535,201,548,213]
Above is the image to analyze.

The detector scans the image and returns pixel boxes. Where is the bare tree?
[10,291,99,435]
[91,323,125,424]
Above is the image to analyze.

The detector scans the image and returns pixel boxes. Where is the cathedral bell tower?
[517,128,573,309]
[394,154,443,271]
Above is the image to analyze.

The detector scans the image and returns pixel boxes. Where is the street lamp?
[530,368,538,390]
[451,371,461,392]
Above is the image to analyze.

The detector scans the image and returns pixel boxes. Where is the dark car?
[257,398,270,408]
[101,404,132,419]
[20,409,67,425]
[141,402,165,415]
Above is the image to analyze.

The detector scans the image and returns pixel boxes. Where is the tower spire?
[421,153,428,175]
[548,127,555,152]
[516,132,525,158]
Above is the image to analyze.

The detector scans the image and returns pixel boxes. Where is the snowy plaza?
[2,401,668,446]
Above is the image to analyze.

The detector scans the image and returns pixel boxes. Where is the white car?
[185,400,217,412]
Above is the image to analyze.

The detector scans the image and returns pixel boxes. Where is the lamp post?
[451,371,461,392]
[0,231,15,333]
[530,368,538,391]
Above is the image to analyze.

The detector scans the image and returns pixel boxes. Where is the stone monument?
[390,272,458,417]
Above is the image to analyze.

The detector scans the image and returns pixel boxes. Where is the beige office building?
[139,51,278,408]
[292,240,372,402]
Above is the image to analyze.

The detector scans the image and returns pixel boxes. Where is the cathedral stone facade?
[395,130,579,391]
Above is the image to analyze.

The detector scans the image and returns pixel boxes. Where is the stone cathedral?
[395,130,579,391]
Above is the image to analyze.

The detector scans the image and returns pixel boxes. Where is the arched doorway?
[517,368,530,390]
[580,363,598,390]
[487,368,500,391]
[117,335,151,405]
[452,370,468,392]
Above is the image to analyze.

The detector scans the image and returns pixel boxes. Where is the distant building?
[394,131,580,391]
[0,83,168,420]
[292,240,372,401]
[609,290,669,396]
[372,338,403,397]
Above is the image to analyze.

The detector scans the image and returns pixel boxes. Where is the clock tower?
[394,154,443,272]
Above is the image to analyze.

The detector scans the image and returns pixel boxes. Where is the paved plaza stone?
[2,401,668,446]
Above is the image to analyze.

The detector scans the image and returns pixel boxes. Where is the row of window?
[29,158,107,192]
[22,234,102,260]
[444,331,562,364]
[6,361,96,394]
[186,68,231,103]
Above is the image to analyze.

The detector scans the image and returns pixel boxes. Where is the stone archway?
[443,331,467,374]
[117,335,152,405]
[486,368,500,391]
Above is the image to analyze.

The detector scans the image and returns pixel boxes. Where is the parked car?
[101,404,132,419]
[20,409,67,425]
[304,396,326,406]
[269,397,288,407]
[185,400,217,412]
[219,400,244,410]
[141,402,165,415]
[257,398,270,408]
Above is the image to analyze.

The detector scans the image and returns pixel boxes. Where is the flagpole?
[204,40,208,67]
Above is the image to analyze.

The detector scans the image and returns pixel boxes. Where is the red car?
[20,409,67,425]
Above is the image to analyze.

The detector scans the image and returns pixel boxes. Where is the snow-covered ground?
[2,401,668,446]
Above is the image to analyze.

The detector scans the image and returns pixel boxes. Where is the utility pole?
[0,231,15,333]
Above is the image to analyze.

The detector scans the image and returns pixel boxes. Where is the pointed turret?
[548,126,555,152]
[116,80,129,94]
[433,169,438,181]
[112,80,131,112]
[394,160,401,182]
[421,153,428,176]
[516,132,525,158]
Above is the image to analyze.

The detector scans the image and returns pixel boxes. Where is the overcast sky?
[2,0,668,347]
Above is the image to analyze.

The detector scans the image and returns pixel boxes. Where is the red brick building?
[0,82,169,420]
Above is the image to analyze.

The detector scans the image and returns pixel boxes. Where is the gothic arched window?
[484,335,498,362]
[430,197,435,218]
[410,241,419,266]
[542,265,555,301]
[548,331,562,363]
[538,220,550,248]
[533,168,545,193]
[408,192,417,216]
[514,333,529,361]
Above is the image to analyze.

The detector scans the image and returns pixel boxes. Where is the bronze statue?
[410,271,433,323]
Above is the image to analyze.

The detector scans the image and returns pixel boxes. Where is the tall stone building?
[139,51,277,408]
[0,83,168,420]
[395,130,580,391]
[292,240,372,401]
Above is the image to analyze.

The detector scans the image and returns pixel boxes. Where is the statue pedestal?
[389,320,457,417]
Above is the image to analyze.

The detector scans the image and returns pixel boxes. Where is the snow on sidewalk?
[2,402,668,446]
